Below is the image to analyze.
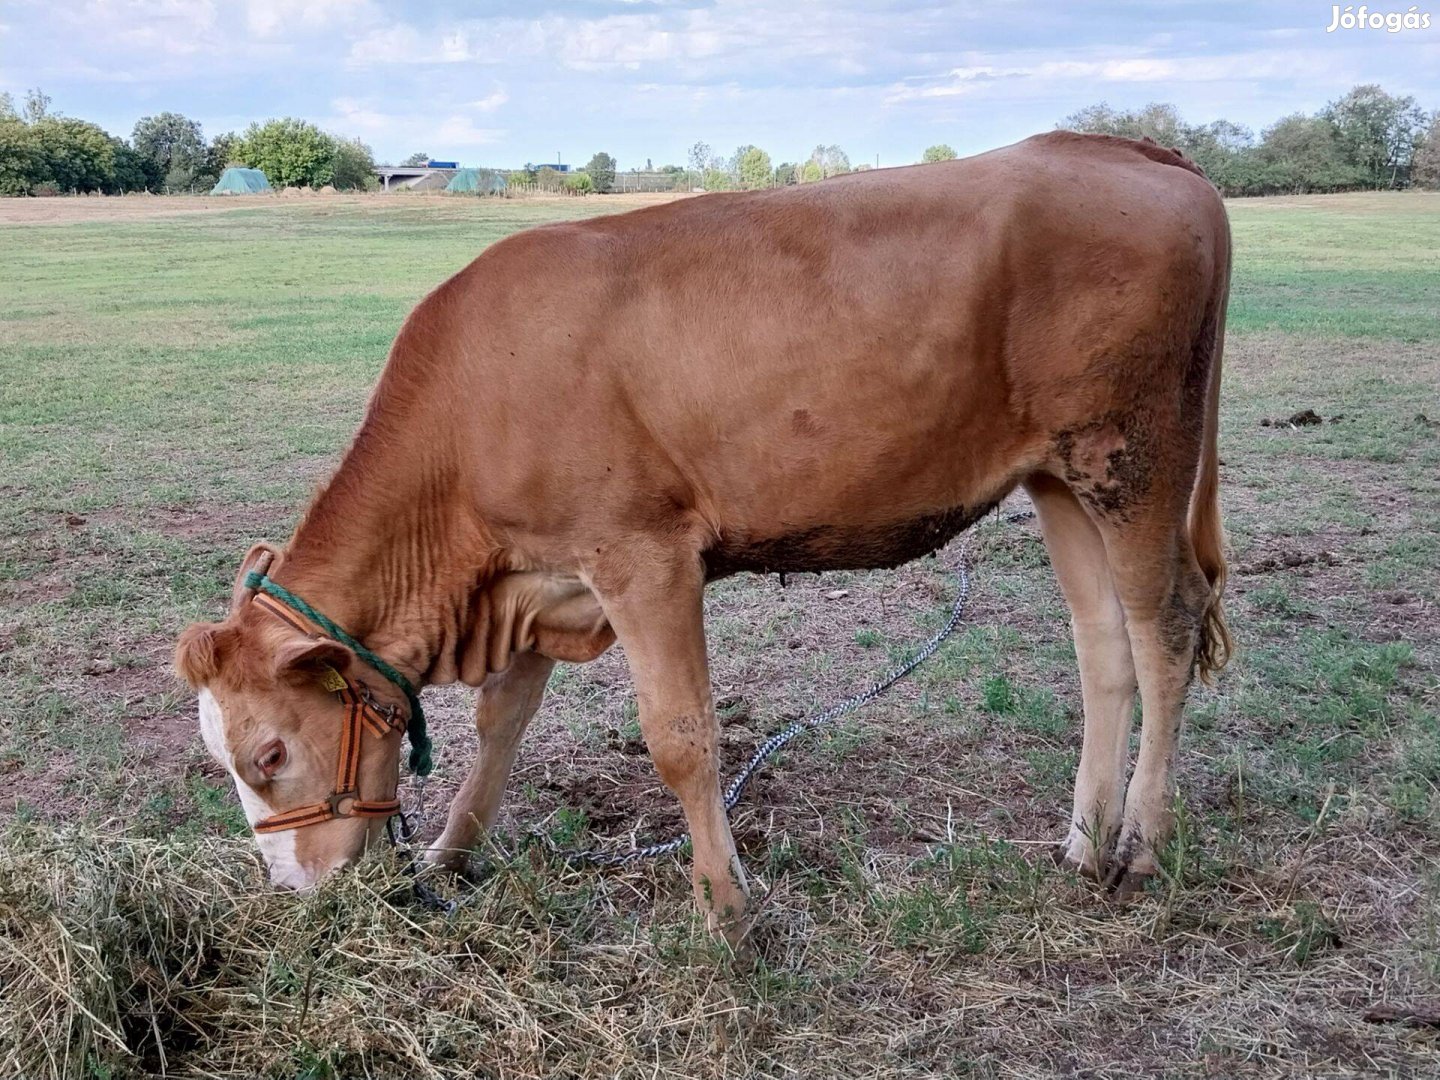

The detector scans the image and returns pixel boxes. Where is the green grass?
[1227,192,1440,340]
[2,190,1438,1078]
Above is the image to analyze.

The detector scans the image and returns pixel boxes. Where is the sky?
[1,1,1437,169]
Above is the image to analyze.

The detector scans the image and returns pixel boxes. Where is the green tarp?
[445,168,506,194]
[210,168,272,194]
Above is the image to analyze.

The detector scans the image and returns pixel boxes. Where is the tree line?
[1056,84,1439,195]
[3,82,1435,198]
[666,84,1438,196]
[0,89,378,196]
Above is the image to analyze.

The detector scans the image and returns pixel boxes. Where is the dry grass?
[0,190,686,226]
[3,806,1436,1079]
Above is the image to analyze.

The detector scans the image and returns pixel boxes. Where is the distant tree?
[1257,114,1366,192]
[687,140,720,188]
[1132,102,1188,146]
[506,170,531,187]
[736,145,773,189]
[235,118,336,188]
[726,144,755,172]
[1322,84,1427,188]
[132,112,205,192]
[585,152,616,193]
[535,165,562,190]
[1183,119,1254,191]
[921,144,956,163]
[194,132,236,189]
[565,171,594,194]
[1062,101,1186,147]
[0,116,42,194]
[1062,102,1121,135]
[701,167,733,191]
[330,136,377,190]
[0,92,15,119]
[687,141,714,175]
[809,144,850,177]
[208,132,236,169]
[774,161,797,185]
[800,160,823,183]
[107,137,149,193]
[31,117,114,193]
[1414,114,1440,190]
[23,87,52,124]
[401,151,430,167]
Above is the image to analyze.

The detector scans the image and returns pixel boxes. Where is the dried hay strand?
[3,818,1437,1078]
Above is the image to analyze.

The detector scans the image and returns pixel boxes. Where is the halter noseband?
[243,574,433,834]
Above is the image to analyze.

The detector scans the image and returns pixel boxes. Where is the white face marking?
[198,687,312,889]
[198,687,227,762]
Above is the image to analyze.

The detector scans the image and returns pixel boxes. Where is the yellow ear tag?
[319,665,348,693]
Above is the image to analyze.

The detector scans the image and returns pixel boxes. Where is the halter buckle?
[328,791,359,817]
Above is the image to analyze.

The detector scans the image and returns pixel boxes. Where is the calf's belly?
[702,497,1005,579]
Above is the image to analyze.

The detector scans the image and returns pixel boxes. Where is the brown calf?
[177,131,1231,942]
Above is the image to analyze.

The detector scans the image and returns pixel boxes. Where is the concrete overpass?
[374,166,457,192]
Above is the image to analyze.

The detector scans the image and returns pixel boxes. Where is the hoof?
[1051,838,1103,881]
[1104,867,1154,901]
[1101,833,1158,899]
[707,906,754,953]
[422,844,469,874]
[724,922,757,965]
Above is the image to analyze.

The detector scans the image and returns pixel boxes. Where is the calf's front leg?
[592,555,749,946]
[426,651,554,869]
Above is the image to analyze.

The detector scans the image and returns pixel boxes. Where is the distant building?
[533,163,571,173]
[426,160,459,169]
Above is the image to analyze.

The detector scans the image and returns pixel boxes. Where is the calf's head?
[175,545,404,889]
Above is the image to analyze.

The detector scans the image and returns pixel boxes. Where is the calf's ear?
[175,622,233,687]
[272,638,355,686]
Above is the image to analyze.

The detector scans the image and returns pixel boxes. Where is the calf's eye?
[256,740,287,777]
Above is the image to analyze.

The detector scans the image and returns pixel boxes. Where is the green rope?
[244,571,433,776]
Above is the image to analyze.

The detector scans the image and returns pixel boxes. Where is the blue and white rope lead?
[552,512,1032,868]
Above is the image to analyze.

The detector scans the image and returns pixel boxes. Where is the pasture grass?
[1,190,1438,1077]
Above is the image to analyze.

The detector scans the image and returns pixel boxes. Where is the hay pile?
[4,820,1437,1077]
[0,824,740,1079]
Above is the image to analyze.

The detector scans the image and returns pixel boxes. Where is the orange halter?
[250,590,407,833]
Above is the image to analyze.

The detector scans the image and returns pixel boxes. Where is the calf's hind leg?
[1026,473,1137,879]
[1095,515,1212,894]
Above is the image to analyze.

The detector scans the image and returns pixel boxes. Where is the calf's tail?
[1189,240,1233,683]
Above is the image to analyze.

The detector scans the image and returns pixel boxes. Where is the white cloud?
[468,89,509,112]
[329,96,505,155]
[343,3,933,77]
[348,23,429,65]
[65,0,220,57]
[245,0,377,40]
[885,49,1342,105]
